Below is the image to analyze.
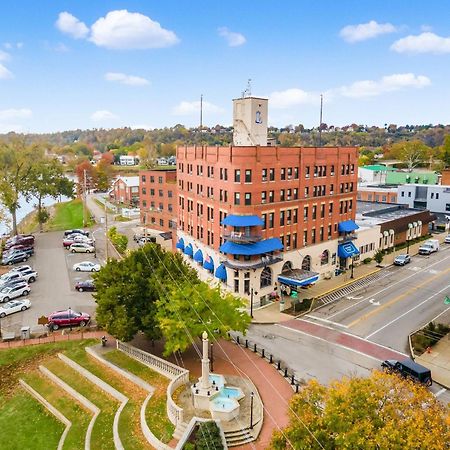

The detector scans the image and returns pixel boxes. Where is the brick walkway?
[0,331,112,349]
[281,319,407,361]
[133,336,294,449]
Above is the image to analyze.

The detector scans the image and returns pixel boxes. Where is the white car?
[70,243,95,253]
[10,265,33,273]
[73,261,101,272]
[0,299,31,317]
[0,281,30,302]
[445,234,450,244]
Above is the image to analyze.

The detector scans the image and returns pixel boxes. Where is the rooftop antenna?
[319,93,323,147]
[242,78,252,98]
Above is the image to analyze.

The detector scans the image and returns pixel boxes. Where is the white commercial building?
[398,184,450,214]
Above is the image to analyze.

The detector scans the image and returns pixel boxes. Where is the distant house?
[111,176,140,206]
[119,155,138,166]
[156,157,169,166]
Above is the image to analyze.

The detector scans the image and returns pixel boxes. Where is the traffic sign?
[444,296,450,305]
[37,315,48,325]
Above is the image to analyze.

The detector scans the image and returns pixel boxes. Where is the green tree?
[440,135,450,167]
[156,282,250,356]
[29,158,75,231]
[0,140,42,235]
[388,140,430,171]
[271,371,450,450]
[93,159,114,192]
[374,250,384,265]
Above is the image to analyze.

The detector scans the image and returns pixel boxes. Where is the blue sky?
[0,0,450,133]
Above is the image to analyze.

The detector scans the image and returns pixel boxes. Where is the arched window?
[282,261,293,273]
[260,267,272,288]
[320,250,329,266]
[301,255,311,271]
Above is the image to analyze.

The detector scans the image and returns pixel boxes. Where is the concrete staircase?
[224,425,258,447]
[172,421,189,440]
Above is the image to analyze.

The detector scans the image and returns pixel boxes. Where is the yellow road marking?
[347,266,450,328]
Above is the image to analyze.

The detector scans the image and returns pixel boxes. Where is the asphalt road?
[305,244,450,353]
[0,231,98,336]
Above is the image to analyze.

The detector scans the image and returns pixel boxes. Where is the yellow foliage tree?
[271,371,449,450]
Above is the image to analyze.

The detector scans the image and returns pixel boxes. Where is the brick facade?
[111,177,139,206]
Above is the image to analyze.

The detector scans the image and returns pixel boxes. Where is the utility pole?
[82,169,87,227]
[105,198,109,260]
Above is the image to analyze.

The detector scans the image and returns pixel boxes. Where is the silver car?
[0,299,31,317]
[70,242,95,253]
[0,281,30,303]
[394,254,411,266]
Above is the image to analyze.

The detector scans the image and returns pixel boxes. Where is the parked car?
[3,245,34,257]
[47,309,91,330]
[4,235,35,249]
[10,264,33,273]
[418,239,439,255]
[1,251,29,265]
[381,359,432,386]
[138,236,156,246]
[73,261,101,272]
[0,299,31,317]
[445,234,450,244]
[69,243,95,253]
[0,281,30,302]
[63,235,94,248]
[18,268,38,283]
[0,271,25,287]
[394,254,411,266]
[75,279,95,292]
[64,229,89,237]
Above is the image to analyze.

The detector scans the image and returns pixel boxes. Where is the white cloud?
[3,42,23,50]
[337,73,430,98]
[172,100,223,115]
[0,108,32,120]
[269,88,318,109]
[0,63,13,79]
[91,110,119,121]
[0,50,10,62]
[0,123,24,133]
[340,20,397,43]
[391,32,450,54]
[218,27,246,47]
[105,72,150,86]
[56,12,89,39]
[90,10,179,49]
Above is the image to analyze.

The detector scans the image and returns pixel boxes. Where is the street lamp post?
[350,257,354,279]
[250,288,254,319]
[250,391,254,429]
[407,223,412,254]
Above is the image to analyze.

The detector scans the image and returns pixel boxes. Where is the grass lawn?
[22,372,92,450]
[0,390,64,450]
[62,346,151,450]
[46,199,94,231]
[45,357,118,450]
[94,198,115,214]
[103,350,175,443]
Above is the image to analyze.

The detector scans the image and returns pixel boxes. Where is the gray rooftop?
[357,201,426,222]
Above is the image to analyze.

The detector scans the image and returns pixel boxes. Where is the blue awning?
[184,243,193,257]
[338,241,360,258]
[220,238,283,256]
[194,249,203,263]
[203,256,214,272]
[278,274,319,287]
[221,215,264,227]
[215,264,227,281]
[338,220,359,233]
[176,238,184,250]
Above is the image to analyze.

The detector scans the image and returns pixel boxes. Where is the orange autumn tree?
[271,371,449,450]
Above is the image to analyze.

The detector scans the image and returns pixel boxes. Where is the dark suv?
[381,359,432,386]
[47,309,91,330]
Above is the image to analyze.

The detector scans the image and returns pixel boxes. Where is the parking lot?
[0,231,99,336]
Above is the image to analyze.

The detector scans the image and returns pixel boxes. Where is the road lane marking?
[303,315,349,328]
[365,284,450,339]
[368,299,380,306]
[347,295,363,300]
[327,253,450,320]
[434,388,447,398]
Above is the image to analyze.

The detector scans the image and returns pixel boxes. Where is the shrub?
[411,321,450,354]
[374,250,384,264]
[363,257,372,264]
[107,226,128,255]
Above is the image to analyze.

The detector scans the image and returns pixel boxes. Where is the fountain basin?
[218,386,245,401]
[210,396,240,421]
[209,373,225,389]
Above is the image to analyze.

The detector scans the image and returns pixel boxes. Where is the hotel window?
[303,230,308,246]
[150,176,155,183]
[294,167,299,179]
[311,229,316,244]
[142,200,147,207]
[159,176,163,183]
[150,189,155,196]
[305,166,310,178]
[269,168,275,181]
[305,187,309,198]
[234,279,239,294]
[328,224,332,239]
[159,189,163,197]
[341,164,345,175]
[287,167,292,179]
[293,188,298,200]
[262,168,268,181]
[312,205,317,219]
[280,189,285,201]
[269,191,274,203]
[320,226,324,242]
[286,209,292,224]
[329,202,333,215]
[261,191,267,203]
[245,193,252,205]
[330,165,335,175]
[314,166,318,177]
[160,219,164,226]
[245,169,252,183]
[234,192,240,205]
[268,213,274,228]
[280,211,285,226]
[168,204,173,212]
[281,168,286,180]
[293,208,298,223]
[142,187,146,195]
[323,166,327,176]
[150,201,155,208]
[168,190,173,198]
[293,233,297,249]
[235,169,241,182]
[303,206,308,219]
[224,168,228,180]
[320,204,325,218]
[261,213,267,229]
[330,183,334,194]
[286,234,291,249]
[287,189,292,200]
[141,175,146,182]
[159,203,163,210]
[349,199,353,211]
